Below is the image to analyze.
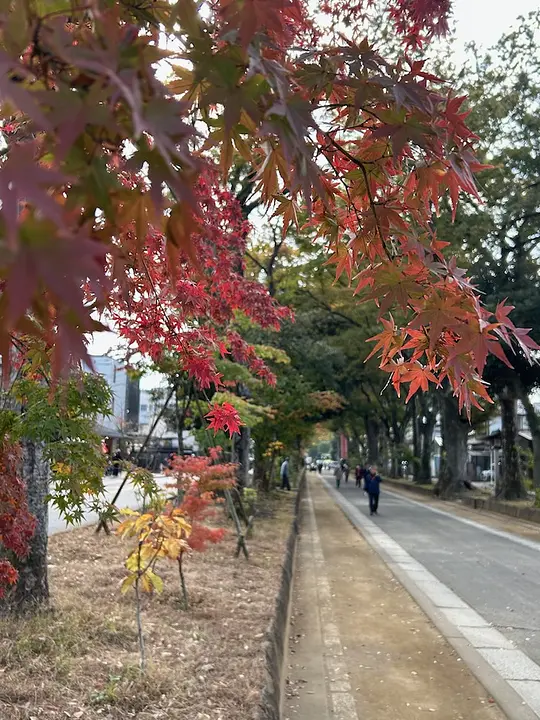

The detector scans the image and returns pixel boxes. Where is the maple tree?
[0,358,111,607]
[117,503,192,667]
[118,450,235,662]
[166,450,236,606]
[0,0,537,421]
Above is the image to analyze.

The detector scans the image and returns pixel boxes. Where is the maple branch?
[324,132,394,262]
[297,288,364,329]
[245,250,267,274]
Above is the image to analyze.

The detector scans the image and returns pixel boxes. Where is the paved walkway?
[284,477,505,720]
[314,473,540,719]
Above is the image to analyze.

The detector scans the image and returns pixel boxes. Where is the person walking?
[334,463,343,489]
[366,466,382,515]
[280,456,291,491]
[112,449,122,477]
[317,460,323,474]
[355,463,366,488]
[340,458,349,483]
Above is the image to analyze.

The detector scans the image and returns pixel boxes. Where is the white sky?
[451,0,539,61]
[88,0,540,385]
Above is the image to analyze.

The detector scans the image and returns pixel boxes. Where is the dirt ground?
[0,492,294,720]
[284,478,506,720]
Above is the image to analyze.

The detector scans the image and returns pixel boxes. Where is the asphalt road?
[48,473,169,535]
[335,480,540,666]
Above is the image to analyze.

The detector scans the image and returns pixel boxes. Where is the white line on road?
[384,487,540,552]
[323,477,540,720]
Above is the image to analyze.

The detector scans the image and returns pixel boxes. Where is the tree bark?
[365,417,379,465]
[411,396,421,482]
[418,413,436,484]
[498,389,527,500]
[437,393,469,498]
[174,386,185,456]
[235,426,251,489]
[517,388,540,489]
[254,444,270,492]
[10,439,50,609]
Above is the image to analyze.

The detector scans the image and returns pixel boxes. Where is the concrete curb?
[322,477,540,720]
[257,469,306,720]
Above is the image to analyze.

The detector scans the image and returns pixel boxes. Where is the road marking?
[384,487,540,553]
[323,477,540,719]
[305,484,359,720]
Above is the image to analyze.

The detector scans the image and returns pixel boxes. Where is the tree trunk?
[498,390,527,500]
[418,414,436,484]
[254,444,270,492]
[235,426,251,489]
[174,386,185,456]
[365,417,379,465]
[437,393,469,498]
[517,389,540,489]
[10,439,50,609]
[411,396,421,482]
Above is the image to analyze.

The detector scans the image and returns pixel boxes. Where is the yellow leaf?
[146,570,164,593]
[120,574,137,594]
[139,574,152,593]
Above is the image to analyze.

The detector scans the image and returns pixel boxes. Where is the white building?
[89,355,140,435]
[138,387,198,453]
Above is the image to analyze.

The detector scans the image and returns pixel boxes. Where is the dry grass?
[0,492,294,720]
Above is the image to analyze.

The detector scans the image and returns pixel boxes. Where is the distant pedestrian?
[340,458,349,483]
[317,461,323,474]
[355,464,366,488]
[366,466,382,515]
[112,449,122,477]
[280,457,291,491]
[334,463,342,489]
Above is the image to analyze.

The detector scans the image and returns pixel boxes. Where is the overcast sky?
[89,0,540,368]
[451,0,538,60]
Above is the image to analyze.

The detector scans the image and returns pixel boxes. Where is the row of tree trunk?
[353,387,538,501]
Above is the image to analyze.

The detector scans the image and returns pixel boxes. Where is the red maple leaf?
[205,402,243,436]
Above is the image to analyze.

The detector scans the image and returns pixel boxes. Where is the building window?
[140,404,148,412]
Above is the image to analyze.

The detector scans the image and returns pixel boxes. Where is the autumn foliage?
[0,439,36,598]
[0,0,537,420]
[109,172,289,416]
[166,451,237,552]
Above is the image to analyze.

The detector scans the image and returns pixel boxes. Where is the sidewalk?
[284,477,504,720]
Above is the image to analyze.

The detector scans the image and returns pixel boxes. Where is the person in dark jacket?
[112,449,122,477]
[366,466,382,515]
[355,464,365,488]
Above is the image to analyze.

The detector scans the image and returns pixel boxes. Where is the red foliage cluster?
[107,171,288,433]
[0,439,36,598]
[0,0,536,417]
[166,452,237,552]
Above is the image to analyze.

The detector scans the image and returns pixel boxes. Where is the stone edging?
[384,478,540,525]
[257,469,306,720]
[459,494,540,523]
